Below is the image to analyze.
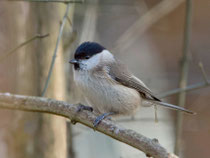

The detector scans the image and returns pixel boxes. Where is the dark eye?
[85,56,90,59]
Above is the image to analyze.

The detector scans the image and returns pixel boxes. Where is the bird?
[69,41,195,127]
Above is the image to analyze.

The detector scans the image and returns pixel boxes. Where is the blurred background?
[0,0,210,158]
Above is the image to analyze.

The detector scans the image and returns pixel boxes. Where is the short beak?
[69,59,79,64]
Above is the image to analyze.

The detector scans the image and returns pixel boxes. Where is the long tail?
[145,100,196,115]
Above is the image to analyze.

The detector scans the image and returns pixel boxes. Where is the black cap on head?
[74,42,105,60]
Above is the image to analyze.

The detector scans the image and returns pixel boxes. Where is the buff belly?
[74,71,141,115]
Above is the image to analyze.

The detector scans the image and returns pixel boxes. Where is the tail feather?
[150,101,196,115]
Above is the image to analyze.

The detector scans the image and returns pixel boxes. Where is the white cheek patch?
[101,50,115,62]
[81,49,115,70]
[80,54,100,70]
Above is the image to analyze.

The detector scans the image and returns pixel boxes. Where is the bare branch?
[154,105,158,123]
[198,62,209,84]
[41,4,70,96]
[67,16,73,27]
[0,34,49,63]
[0,92,174,158]
[113,0,184,51]
[158,59,210,99]
[175,0,193,154]
[158,80,210,98]
[8,0,83,3]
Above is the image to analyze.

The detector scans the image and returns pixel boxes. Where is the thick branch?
[0,93,172,158]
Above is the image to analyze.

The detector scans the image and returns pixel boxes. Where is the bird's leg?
[76,104,93,112]
[93,112,115,127]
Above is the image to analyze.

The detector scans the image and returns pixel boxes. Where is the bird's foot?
[93,112,115,128]
[76,104,93,112]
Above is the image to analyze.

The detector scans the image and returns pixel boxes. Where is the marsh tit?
[69,42,195,127]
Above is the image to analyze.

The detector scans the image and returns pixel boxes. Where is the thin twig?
[41,4,71,96]
[155,56,210,99]
[67,16,73,27]
[0,34,49,63]
[118,117,171,123]
[154,105,158,123]
[119,80,210,123]
[8,0,83,3]
[158,80,210,98]
[198,62,209,84]
[113,0,184,51]
[0,92,175,158]
[175,0,192,155]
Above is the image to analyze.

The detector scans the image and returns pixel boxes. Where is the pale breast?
[74,70,141,115]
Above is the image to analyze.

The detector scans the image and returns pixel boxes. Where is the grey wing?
[108,61,161,101]
[107,61,196,115]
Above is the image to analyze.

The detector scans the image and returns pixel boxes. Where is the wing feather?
[108,61,161,101]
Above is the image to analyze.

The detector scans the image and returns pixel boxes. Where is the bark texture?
[0,93,174,158]
[4,3,67,158]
